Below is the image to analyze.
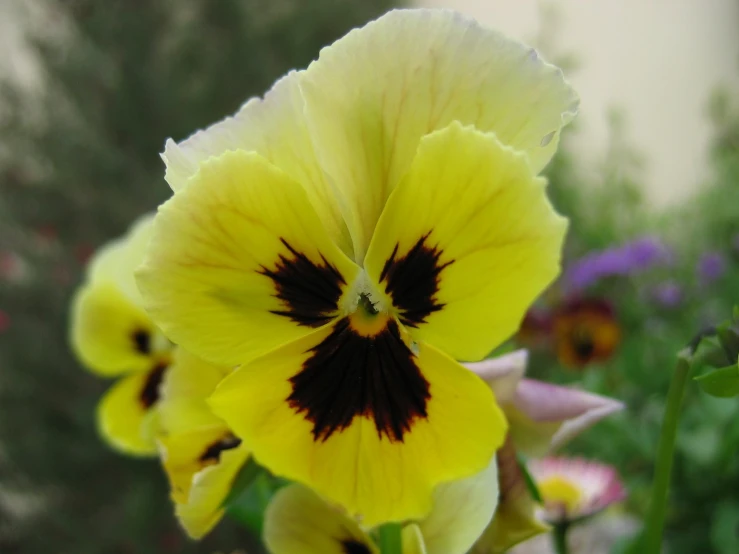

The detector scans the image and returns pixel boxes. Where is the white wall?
[422,0,739,207]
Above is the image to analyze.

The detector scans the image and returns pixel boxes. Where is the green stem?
[378,523,403,554]
[642,350,692,552]
[552,523,570,554]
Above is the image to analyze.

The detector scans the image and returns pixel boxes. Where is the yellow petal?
[136,149,360,367]
[402,524,428,554]
[70,281,157,376]
[97,367,167,456]
[209,318,505,527]
[364,122,567,362]
[175,442,250,539]
[419,459,499,554]
[163,349,230,400]
[302,8,577,260]
[159,425,233,504]
[158,349,231,435]
[264,484,377,554]
[87,213,155,305]
[162,73,354,257]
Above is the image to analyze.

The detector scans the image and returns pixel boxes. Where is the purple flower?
[651,281,683,308]
[697,252,727,286]
[565,236,672,291]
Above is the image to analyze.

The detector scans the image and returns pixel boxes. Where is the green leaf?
[377,523,403,554]
[695,364,739,398]
[226,473,279,536]
[716,323,739,364]
[222,457,264,508]
[692,336,730,368]
[517,455,543,503]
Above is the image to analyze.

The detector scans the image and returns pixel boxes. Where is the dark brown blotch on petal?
[199,433,242,464]
[341,539,372,554]
[139,362,168,408]
[379,234,452,328]
[288,318,430,443]
[260,239,345,328]
[131,329,151,354]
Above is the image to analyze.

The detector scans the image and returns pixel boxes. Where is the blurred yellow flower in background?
[69,216,249,538]
[70,215,168,455]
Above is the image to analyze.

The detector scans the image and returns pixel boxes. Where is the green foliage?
[527,88,739,553]
[227,473,285,538]
[690,315,739,398]
[376,523,404,554]
[695,364,739,398]
[0,1,396,552]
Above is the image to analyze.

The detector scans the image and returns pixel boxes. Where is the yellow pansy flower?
[264,459,499,554]
[70,215,170,456]
[136,9,576,525]
[157,350,250,539]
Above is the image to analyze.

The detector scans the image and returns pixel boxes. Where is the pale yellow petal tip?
[309,8,578,172]
[402,523,428,554]
[176,503,225,540]
[161,70,306,194]
[87,212,156,287]
[420,458,499,554]
[265,484,378,554]
[174,445,250,539]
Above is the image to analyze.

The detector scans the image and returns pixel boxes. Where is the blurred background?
[1,1,738,553]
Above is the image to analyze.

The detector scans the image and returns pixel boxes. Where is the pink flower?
[528,457,626,523]
[0,251,28,284]
[464,350,624,456]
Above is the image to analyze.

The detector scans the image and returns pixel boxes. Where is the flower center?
[259,245,435,443]
[538,476,583,517]
[571,326,596,360]
[348,292,389,337]
[358,292,379,316]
